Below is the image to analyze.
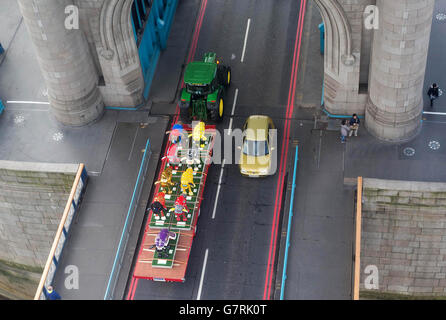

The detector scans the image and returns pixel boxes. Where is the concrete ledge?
[0,160,79,174]
[364,178,446,193]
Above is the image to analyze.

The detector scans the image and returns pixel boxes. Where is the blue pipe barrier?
[104,139,152,300]
[322,108,364,120]
[105,105,141,111]
[280,146,299,300]
[321,76,324,107]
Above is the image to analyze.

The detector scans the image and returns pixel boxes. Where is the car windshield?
[186,84,211,95]
[243,139,269,157]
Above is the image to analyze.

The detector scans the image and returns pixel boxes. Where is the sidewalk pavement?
[423,0,446,112]
[51,114,168,300]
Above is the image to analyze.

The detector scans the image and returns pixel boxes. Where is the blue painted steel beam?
[130,0,179,100]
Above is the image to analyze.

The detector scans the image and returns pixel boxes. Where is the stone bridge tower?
[17,0,435,141]
[17,0,148,126]
[17,0,105,126]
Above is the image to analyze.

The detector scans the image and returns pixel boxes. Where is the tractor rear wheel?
[210,97,224,123]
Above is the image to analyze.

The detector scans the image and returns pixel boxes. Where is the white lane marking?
[423,111,446,116]
[7,100,50,105]
[196,248,209,300]
[241,18,251,63]
[7,108,49,112]
[231,88,238,116]
[227,88,239,135]
[212,159,226,220]
[128,127,139,161]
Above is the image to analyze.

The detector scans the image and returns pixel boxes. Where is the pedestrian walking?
[427,83,440,107]
[46,286,62,300]
[340,119,350,143]
[349,114,360,137]
[0,43,4,55]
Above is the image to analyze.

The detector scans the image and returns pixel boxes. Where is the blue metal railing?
[104,139,152,300]
[280,146,299,300]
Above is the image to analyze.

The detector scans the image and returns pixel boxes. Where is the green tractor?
[179,52,231,123]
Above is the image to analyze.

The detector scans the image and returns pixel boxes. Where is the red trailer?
[133,124,216,282]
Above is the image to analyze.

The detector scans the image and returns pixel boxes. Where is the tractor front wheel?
[225,66,231,88]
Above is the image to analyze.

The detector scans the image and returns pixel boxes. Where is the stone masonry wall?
[0,161,79,299]
[360,178,446,297]
[0,161,79,267]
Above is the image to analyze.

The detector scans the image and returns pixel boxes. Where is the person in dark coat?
[349,114,360,137]
[427,83,440,107]
[46,286,62,300]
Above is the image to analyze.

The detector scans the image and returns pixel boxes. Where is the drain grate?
[436,13,446,21]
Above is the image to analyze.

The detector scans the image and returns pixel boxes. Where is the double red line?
[263,0,307,300]
[173,0,208,123]
[126,0,208,300]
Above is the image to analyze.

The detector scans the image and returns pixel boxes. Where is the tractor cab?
[179,52,231,123]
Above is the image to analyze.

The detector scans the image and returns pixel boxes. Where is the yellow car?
[238,115,276,177]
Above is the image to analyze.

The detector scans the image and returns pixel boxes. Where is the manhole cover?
[403,147,415,157]
[53,132,64,142]
[429,140,440,150]
[436,13,446,21]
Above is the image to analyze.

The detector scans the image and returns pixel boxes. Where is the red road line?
[268,0,307,299]
[263,0,307,300]
[174,0,208,123]
[127,0,208,300]
[187,0,207,65]
[126,277,136,300]
[263,1,303,298]
[131,279,138,300]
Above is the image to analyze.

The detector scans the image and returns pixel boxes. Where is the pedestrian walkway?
[51,116,168,300]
